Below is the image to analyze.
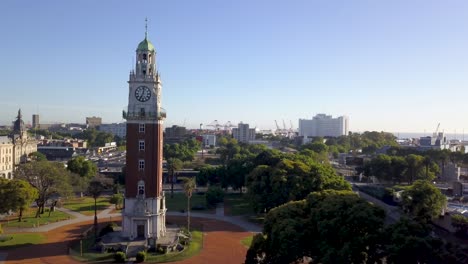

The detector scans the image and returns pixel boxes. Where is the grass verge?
[2,209,73,228]
[224,193,254,216]
[0,233,45,249]
[69,234,113,263]
[166,193,214,213]
[63,197,111,216]
[146,230,203,262]
[241,235,253,248]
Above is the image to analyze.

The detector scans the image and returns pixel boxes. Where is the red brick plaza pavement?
[2,216,251,264]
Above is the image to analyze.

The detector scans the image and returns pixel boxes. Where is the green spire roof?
[137,18,155,52]
[137,38,155,52]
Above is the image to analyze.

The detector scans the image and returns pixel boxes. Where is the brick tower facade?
[122,22,167,244]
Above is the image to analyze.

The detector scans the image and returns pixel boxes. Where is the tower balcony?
[123,108,166,121]
[129,73,157,82]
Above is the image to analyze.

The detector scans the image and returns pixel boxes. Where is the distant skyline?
[2,0,468,133]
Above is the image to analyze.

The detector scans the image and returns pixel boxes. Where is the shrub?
[136,251,146,262]
[99,222,117,237]
[191,204,206,210]
[206,186,224,208]
[452,214,468,237]
[110,193,124,209]
[0,223,2,234]
[114,251,126,263]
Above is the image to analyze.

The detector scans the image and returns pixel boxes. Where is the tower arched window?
[137,180,145,196]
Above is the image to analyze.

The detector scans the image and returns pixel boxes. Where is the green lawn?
[70,234,113,263]
[0,233,45,249]
[146,230,203,262]
[165,192,213,213]
[241,235,253,248]
[70,230,203,263]
[224,193,255,216]
[63,197,111,216]
[2,209,73,228]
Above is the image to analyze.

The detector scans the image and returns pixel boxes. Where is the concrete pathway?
[166,211,262,233]
[215,203,225,216]
[0,252,7,264]
[5,204,262,234]
[5,206,118,233]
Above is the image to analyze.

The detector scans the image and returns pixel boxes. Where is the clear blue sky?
[1,0,468,133]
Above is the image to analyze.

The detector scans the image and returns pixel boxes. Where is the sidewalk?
[5,204,262,233]
[167,203,262,233]
[5,206,118,233]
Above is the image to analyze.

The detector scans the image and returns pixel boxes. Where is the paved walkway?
[5,204,262,234]
[1,201,260,263]
[5,206,117,233]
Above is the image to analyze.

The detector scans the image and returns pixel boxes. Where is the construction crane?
[207,120,223,131]
[433,123,440,138]
[283,119,287,131]
[274,120,281,131]
[223,121,236,131]
[288,120,295,137]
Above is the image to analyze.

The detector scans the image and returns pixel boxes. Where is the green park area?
[224,193,254,216]
[2,209,73,228]
[70,233,113,263]
[0,233,45,250]
[70,229,203,263]
[146,230,203,262]
[63,197,111,216]
[165,192,213,214]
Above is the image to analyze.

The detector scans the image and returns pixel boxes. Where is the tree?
[8,180,38,222]
[87,177,106,241]
[183,177,196,232]
[451,214,468,237]
[29,151,47,161]
[383,218,446,264]
[301,141,329,153]
[166,158,183,198]
[404,154,424,183]
[246,159,350,213]
[67,156,98,178]
[246,190,386,264]
[16,161,73,217]
[401,180,446,222]
[366,154,393,182]
[110,193,124,210]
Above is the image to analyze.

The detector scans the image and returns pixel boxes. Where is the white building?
[0,110,38,179]
[232,122,256,143]
[299,114,348,140]
[99,123,127,138]
[0,136,13,179]
[201,134,216,147]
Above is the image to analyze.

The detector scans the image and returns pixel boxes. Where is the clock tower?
[122,21,166,243]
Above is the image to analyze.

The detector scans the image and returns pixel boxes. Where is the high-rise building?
[99,123,127,138]
[165,125,187,138]
[32,114,39,129]
[299,114,348,139]
[122,25,167,244]
[86,116,102,128]
[232,122,255,143]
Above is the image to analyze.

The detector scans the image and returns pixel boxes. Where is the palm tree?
[87,179,105,241]
[183,177,196,233]
[167,158,183,198]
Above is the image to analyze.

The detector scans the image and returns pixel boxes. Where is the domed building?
[0,109,37,179]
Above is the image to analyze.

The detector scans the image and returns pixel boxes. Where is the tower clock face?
[135,86,151,102]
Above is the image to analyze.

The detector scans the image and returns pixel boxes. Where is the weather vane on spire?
[145,17,148,39]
